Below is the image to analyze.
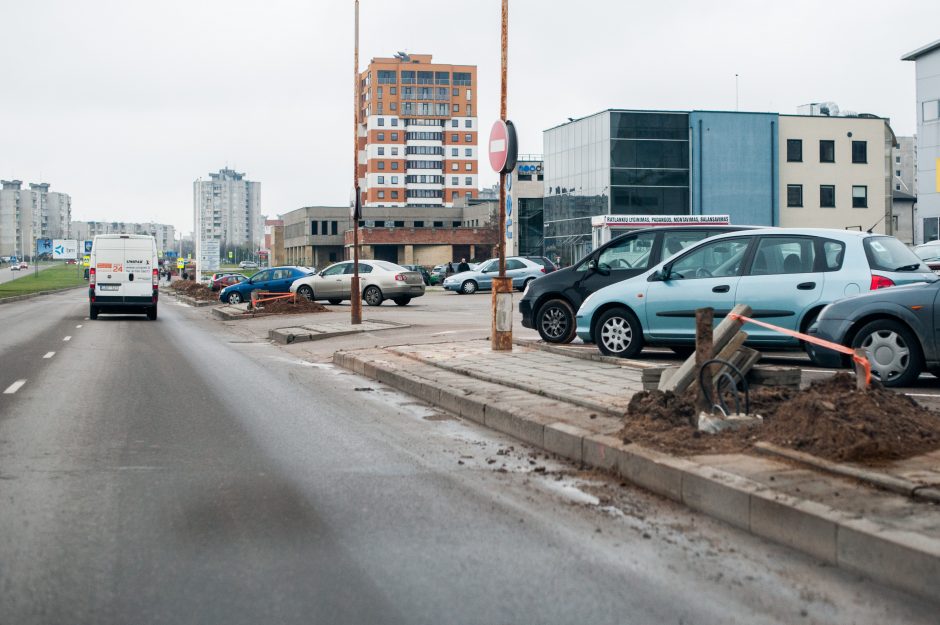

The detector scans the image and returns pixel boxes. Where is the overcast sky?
[1,0,937,235]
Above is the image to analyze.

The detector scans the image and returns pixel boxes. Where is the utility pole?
[350,0,363,324]
[490,0,513,351]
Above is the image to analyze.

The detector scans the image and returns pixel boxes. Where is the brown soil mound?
[170,281,216,301]
[622,373,940,463]
[257,298,328,315]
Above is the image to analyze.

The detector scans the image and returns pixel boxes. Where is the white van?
[89,234,159,320]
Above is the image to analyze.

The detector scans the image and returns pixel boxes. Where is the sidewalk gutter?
[334,346,940,603]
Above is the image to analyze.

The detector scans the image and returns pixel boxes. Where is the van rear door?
[122,238,156,299]
[94,237,125,295]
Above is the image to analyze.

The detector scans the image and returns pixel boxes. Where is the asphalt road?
[0,290,936,624]
[0,262,57,285]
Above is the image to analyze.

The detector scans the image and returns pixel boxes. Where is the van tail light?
[152,268,159,289]
[870,275,895,290]
[89,267,96,286]
[395,273,406,281]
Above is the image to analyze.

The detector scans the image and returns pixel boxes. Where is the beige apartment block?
[778,115,893,234]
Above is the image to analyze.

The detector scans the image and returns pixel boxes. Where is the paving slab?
[268,319,408,344]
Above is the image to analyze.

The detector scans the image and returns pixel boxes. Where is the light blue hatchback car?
[575,228,937,359]
[443,257,547,294]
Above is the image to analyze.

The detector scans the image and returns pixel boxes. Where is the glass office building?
[543,110,690,264]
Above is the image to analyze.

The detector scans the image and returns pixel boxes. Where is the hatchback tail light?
[539,267,546,273]
[870,275,895,290]
[394,273,406,281]
[89,267,96,286]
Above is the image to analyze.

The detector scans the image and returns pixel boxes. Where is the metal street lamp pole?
[490,0,512,351]
[350,0,363,325]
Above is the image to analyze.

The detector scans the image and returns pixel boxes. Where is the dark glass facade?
[516,197,544,257]
[543,111,691,265]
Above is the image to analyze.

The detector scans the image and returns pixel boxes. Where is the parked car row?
[442,256,554,294]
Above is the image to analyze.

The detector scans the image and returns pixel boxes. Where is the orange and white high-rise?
[358,53,478,210]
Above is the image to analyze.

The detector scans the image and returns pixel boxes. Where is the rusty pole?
[490,0,512,351]
[350,0,362,324]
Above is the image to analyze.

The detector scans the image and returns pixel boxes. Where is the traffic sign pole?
[491,0,513,352]
[350,0,362,325]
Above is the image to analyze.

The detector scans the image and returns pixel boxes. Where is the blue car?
[219,266,314,304]
[575,228,936,359]
[442,257,547,294]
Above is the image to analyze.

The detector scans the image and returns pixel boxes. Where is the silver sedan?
[290,260,426,306]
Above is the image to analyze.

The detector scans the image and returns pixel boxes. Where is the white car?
[290,260,425,306]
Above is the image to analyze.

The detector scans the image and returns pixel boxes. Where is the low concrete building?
[903,39,940,242]
[282,207,351,268]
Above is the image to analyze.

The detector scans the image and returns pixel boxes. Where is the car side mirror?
[587,258,598,272]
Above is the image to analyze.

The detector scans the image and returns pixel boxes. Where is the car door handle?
[797,282,816,290]
[712,285,730,293]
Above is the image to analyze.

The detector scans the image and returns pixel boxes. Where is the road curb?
[172,293,217,307]
[0,284,86,305]
[334,347,940,603]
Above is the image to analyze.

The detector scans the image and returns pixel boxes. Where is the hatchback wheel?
[328,299,342,305]
[227,291,243,305]
[363,285,384,306]
[852,320,922,387]
[595,308,644,358]
[536,299,576,344]
[393,297,411,306]
[461,280,478,295]
[297,285,314,301]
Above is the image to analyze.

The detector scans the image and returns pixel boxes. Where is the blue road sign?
[37,239,53,255]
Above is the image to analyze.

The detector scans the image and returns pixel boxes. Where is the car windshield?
[865,236,932,273]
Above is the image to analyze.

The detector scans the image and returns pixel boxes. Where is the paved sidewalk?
[335,339,940,602]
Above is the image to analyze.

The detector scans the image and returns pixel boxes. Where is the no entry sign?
[488,119,518,174]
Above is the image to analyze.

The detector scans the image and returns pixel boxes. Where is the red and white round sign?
[488,120,518,174]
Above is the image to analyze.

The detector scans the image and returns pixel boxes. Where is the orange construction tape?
[727,313,871,386]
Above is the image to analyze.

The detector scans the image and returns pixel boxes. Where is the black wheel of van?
[394,297,411,306]
[227,291,243,305]
[364,285,384,306]
[536,299,576,344]
[297,285,314,301]
[594,307,644,358]
[328,299,342,305]
[89,305,99,320]
[147,306,157,321]
[851,319,923,387]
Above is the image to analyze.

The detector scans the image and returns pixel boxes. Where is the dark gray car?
[809,278,940,386]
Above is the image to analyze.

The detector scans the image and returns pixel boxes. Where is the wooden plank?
[694,308,715,416]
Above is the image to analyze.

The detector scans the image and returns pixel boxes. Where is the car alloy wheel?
[853,320,921,387]
[595,308,644,358]
[227,291,243,305]
[364,285,383,306]
[461,280,477,294]
[298,285,314,300]
[537,299,575,343]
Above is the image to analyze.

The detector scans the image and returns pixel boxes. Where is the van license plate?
[99,284,119,291]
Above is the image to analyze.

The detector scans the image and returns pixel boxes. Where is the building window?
[392,220,404,228]
[392,162,399,170]
[451,176,458,185]
[786,184,803,207]
[377,175,385,184]
[852,185,868,208]
[391,191,399,199]
[465,119,472,128]
[451,119,458,128]
[819,140,835,163]
[465,163,472,171]
[786,139,802,162]
[390,102,397,111]
[926,217,940,243]
[377,118,385,126]
[820,185,836,208]
[451,133,459,142]
[452,88,459,97]
[452,192,459,200]
[896,155,901,163]
[311,221,318,235]
[321,220,327,234]
[391,132,398,141]
[391,118,398,127]
[465,148,472,157]
[377,132,384,141]
[896,169,901,176]
[465,134,472,142]
[414,220,424,227]
[331,221,338,235]
[465,176,472,185]
[465,191,472,198]
[377,147,384,156]
[924,99,940,121]
[453,104,459,112]
[378,162,385,170]
[433,221,444,227]
[377,87,382,99]
[390,86,397,95]
[467,105,472,116]
[451,163,458,170]
[391,147,398,156]
[377,191,385,199]
[391,176,398,184]
[451,148,458,157]
[851,141,867,163]
[896,184,902,191]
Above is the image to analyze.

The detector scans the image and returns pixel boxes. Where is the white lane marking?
[4,380,26,394]
[43,352,55,359]
[63,336,72,342]
[76,324,83,328]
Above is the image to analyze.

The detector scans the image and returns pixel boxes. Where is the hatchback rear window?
[864,237,927,272]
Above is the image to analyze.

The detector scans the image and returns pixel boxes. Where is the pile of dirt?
[170,280,216,301]
[256,297,328,315]
[622,373,940,463]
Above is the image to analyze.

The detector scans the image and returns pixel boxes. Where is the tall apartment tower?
[0,180,71,258]
[193,168,262,251]
[358,53,478,209]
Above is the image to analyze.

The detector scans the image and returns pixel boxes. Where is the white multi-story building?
[71,221,176,253]
[358,54,478,210]
[0,180,71,258]
[903,39,940,243]
[193,168,262,250]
